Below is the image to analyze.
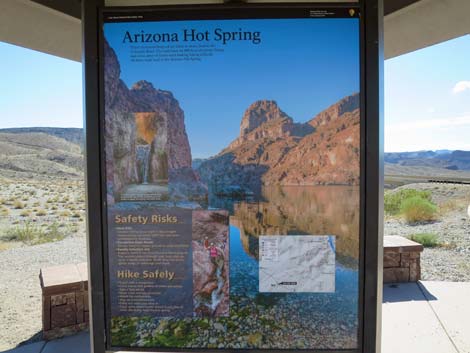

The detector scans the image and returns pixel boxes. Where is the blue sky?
[0,42,83,129]
[104,19,359,158]
[385,34,470,152]
[0,29,469,154]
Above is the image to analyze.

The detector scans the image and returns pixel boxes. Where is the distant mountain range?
[0,127,83,146]
[385,150,470,171]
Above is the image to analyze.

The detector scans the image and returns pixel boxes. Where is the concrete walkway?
[4,281,470,353]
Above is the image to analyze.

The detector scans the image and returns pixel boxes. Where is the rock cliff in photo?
[196,93,360,193]
[103,40,205,202]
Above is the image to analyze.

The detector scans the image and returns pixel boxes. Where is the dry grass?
[36,209,47,216]
[0,179,85,248]
[438,198,468,216]
[19,210,31,217]
[13,200,25,209]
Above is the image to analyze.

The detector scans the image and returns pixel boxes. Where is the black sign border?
[82,2,383,353]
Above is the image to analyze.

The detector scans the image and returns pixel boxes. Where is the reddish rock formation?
[240,100,291,136]
[196,93,360,190]
[103,40,204,201]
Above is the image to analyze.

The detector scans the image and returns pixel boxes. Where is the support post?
[82,0,106,352]
[362,0,384,352]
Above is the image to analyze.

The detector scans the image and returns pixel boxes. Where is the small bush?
[5,223,44,244]
[40,223,65,244]
[384,189,432,215]
[5,222,64,245]
[36,209,47,216]
[409,233,440,247]
[59,210,71,217]
[13,200,24,209]
[401,196,437,223]
[20,210,31,217]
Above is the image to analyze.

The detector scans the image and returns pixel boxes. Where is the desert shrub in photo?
[401,196,437,223]
[384,188,432,215]
[409,233,440,247]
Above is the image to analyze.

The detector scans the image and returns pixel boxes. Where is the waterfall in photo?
[136,144,151,184]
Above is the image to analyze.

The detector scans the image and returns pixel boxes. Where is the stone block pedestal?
[39,262,89,340]
[383,236,424,283]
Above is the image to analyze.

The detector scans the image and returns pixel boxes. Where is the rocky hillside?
[0,127,83,146]
[196,93,360,192]
[0,129,83,179]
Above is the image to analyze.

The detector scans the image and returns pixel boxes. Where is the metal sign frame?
[82,1,383,352]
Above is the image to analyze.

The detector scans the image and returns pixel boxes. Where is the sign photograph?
[96,4,367,352]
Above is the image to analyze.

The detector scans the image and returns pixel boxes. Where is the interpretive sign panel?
[93,3,375,352]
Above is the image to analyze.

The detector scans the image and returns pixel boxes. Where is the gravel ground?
[0,234,86,351]
[385,183,470,282]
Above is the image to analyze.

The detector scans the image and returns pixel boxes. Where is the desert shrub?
[40,223,65,244]
[384,189,432,215]
[66,223,79,234]
[439,199,466,214]
[0,207,9,216]
[20,210,31,217]
[71,211,81,218]
[5,223,44,244]
[409,233,440,247]
[0,243,10,251]
[5,222,64,245]
[400,196,437,223]
[36,209,47,216]
[13,200,25,209]
[59,210,71,217]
